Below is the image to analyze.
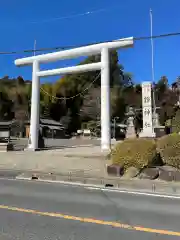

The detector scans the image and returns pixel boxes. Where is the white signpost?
[14,37,134,152]
[140,81,155,137]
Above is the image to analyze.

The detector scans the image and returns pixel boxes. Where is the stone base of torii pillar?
[139,130,156,138]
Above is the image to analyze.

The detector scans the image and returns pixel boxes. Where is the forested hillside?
[0,50,179,133]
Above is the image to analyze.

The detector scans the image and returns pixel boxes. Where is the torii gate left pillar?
[14,37,134,152]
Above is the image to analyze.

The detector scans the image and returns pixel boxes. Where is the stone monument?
[125,107,136,138]
[139,81,155,138]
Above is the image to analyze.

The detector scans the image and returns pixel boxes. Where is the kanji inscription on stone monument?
[144,122,151,128]
[144,96,151,104]
[144,108,151,116]
[140,81,154,137]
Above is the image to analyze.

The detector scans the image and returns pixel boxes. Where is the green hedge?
[172,109,180,133]
[111,138,157,170]
[157,133,180,169]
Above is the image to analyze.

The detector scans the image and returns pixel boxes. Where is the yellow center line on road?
[0,204,179,237]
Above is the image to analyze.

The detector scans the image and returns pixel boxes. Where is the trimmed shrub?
[157,133,180,169]
[111,138,157,170]
[172,109,180,133]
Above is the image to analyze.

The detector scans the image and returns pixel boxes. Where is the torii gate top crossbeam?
[15,37,133,66]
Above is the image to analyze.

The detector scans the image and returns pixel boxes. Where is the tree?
[80,88,101,122]
[0,89,13,120]
[153,77,179,125]
[60,109,71,132]
[13,93,28,137]
[51,51,133,133]
[155,76,168,102]
[40,83,53,118]
[111,86,126,121]
[17,76,25,86]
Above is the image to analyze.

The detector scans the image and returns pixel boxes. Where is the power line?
[28,7,114,24]
[4,4,121,26]
[0,31,180,56]
[134,31,180,40]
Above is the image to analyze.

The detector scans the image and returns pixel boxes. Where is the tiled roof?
[40,118,62,126]
[0,121,13,126]
[24,118,63,126]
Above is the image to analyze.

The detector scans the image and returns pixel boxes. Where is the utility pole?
[34,40,36,56]
[150,8,156,128]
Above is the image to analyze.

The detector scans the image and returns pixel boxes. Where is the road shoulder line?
[15,176,180,199]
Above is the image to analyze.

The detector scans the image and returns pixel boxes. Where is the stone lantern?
[125,107,136,139]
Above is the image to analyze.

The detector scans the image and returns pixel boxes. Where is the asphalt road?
[0,179,179,239]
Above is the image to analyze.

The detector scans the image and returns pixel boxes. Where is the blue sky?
[0,0,180,84]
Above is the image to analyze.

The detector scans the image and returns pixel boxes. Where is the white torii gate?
[14,37,134,152]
